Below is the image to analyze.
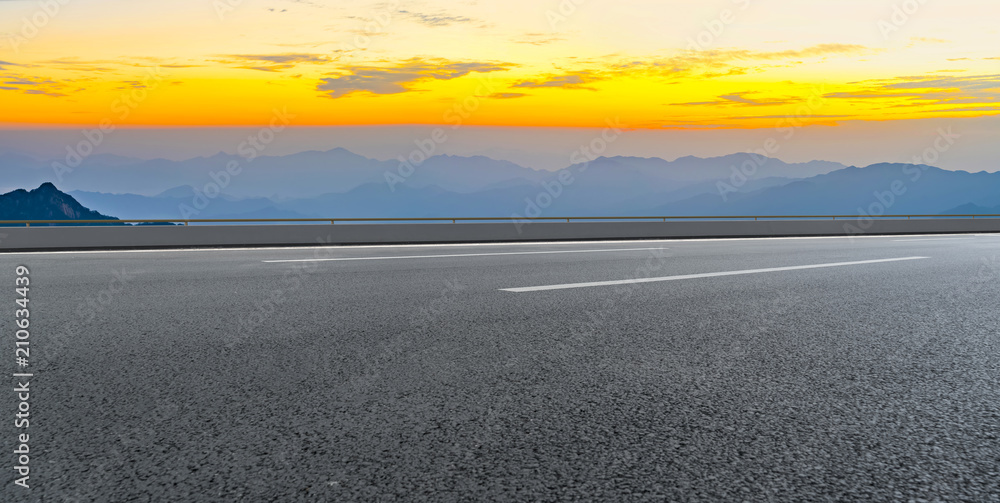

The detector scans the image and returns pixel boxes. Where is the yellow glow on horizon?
[1,0,998,128]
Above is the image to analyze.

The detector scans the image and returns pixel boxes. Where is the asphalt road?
[2,234,1000,502]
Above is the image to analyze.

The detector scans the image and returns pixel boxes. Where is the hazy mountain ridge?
[3,150,998,220]
[654,163,1000,216]
[0,148,845,200]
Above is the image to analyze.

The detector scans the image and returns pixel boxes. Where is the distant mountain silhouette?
[0,148,847,199]
[655,163,1000,216]
[3,152,999,220]
[69,188,304,221]
[591,154,843,183]
[0,183,121,224]
[941,203,1000,215]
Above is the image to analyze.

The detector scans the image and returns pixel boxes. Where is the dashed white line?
[501,256,930,293]
[263,247,669,263]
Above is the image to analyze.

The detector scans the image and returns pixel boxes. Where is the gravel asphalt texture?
[2,234,999,501]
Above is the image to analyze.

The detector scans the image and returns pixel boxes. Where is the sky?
[0,0,998,169]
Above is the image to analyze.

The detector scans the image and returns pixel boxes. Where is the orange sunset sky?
[1,0,998,130]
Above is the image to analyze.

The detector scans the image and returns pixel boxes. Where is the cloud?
[748,43,869,60]
[667,43,869,69]
[23,57,188,74]
[925,106,1000,114]
[219,53,333,71]
[824,74,1000,109]
[113,80,148,90]
[565,43,873,84]
[657,123,731,130]
[23,89,66,97]
[512,72,596,90]
[720,92,788,105]
[910,37,950,44]
[725,114,851,120]
[672,91,796,107]
[0,72,70,97]
[317,58,513,98]
[39,59,117,73]
[487,92,527,99]
[880,74,1000,92]
[515,33,566,46]
[502,44,867,96]
[234,54,330,64]
[397,10,474,27]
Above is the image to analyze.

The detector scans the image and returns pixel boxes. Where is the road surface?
[2,234,999,501]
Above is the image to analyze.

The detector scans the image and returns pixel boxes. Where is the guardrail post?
[25,223,30,228]
[331,220,336,225]
[184,221,188,226]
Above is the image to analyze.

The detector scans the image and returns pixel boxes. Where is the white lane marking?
[894,238,976,242]
[501,256,930,293]
[262,247,670,263]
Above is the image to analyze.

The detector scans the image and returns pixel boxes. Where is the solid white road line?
[262,247,670,263]
[894,238,976,242]
[500,256,930,293]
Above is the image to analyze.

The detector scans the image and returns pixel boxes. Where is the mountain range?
[1,149,998,220]
[0,149,843,198]
[0,182,119,224]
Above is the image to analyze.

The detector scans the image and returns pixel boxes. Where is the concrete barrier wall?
[1,219,999,251]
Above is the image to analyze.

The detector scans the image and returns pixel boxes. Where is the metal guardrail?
[2,215,1000,227]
